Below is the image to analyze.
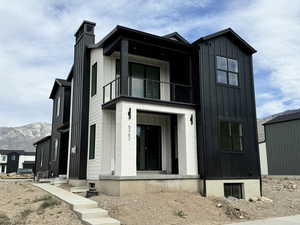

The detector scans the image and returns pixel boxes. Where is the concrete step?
[71,186,89,193]
[83,217,120,225]
[72,202,98,210]
[75,208,108,219]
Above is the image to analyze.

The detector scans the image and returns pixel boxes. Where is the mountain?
[0,122,51,152]
[257,108,300,143]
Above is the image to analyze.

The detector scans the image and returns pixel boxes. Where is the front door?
[137,125,162,171]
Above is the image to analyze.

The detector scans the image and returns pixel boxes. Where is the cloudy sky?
[0,0,300,126]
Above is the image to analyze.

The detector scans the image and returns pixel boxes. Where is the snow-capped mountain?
[0,122,51,152]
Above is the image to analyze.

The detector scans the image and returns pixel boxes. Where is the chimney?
[74,20,96,44]
[69,21,96,179]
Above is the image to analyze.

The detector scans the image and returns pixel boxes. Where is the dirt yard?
[86,177,300,225]
[0,181,83,225]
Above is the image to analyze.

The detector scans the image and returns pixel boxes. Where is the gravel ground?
[87,177,300,225]
[0,181,83,225]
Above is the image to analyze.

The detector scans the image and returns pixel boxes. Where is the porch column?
[120,39,129,96]
[115,101,137,176]
[177,112,198,175]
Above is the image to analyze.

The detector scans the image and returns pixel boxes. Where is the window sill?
[216,83,240,89]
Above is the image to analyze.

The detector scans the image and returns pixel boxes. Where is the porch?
[100,30,195,109]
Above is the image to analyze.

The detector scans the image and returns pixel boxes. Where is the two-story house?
[35,21,261,199]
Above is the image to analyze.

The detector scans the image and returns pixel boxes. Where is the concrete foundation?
[205,179,261,200]
[69,179,88,187]
[86,175,203,196]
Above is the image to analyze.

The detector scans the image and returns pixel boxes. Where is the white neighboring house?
[259,141,268,175]
[0,153,7,173]
[18,152,35,170]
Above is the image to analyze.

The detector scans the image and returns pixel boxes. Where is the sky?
[0,0,300,126]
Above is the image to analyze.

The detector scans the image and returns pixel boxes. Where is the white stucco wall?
[259,142,268,175]
[115,100,198,176]
[18,155,35,169]
[87,48,195,179]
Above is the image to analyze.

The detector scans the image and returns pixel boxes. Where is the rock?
[226,196,238,201]
[261,196,273,203]
[249,197,258,202]
[239,215,245,219]
[216,203,223,208]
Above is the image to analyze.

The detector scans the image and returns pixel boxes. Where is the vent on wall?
[224,183,244,199]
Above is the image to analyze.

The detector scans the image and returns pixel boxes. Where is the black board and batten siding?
[35,136,51,178]
[196,35,260,180]
[265,119,300,175]
[50,83,71,177]
[69,21,95,179]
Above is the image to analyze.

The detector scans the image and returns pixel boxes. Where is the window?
[220,121,243,152]
[89,124,96,159]
[11,155,16,160]
[91,63,97,96]
[56,97,60,117]
[1,155,6,161]
[224,183,243,199]
[1,165,5,173]
[216,56,239,86]
[40,150,43,167]
[116,60,160,99]
[52,139,58,160]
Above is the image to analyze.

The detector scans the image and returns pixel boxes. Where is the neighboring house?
[0,150,35,174]
[34,135,51,178]
[18,152,36,171]
[49,79,71,177]
[264,111,300,176]
[35,21,261,199]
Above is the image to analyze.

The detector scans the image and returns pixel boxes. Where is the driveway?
[227,215,300,225]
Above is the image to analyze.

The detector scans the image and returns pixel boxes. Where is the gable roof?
[33,135,51,146]
[162,32,189,44]
[49,78,71,99]
[192,28,257,54]
[264,111,300,126]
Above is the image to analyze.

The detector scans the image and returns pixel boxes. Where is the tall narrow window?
[216,56,239,86]
[91,63,97,96]
[220,121,243,152]
[40,150,43,167]
[56,97,60,117]
[53,139,58,160]
[89,124,96,159]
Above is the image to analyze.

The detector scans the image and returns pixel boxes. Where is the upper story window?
[220,121,243,152]
[116,60,160,99]
[56,97,61,117]
[11,155,16,160]
[91,63,97,97]
[216,56,239,87]
[1,155,6,161]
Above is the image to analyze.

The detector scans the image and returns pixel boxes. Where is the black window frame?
[219,120,243,153]
[89,124,96,160]
[224,183,244,199]
[91,62,97,97]
[216,56,239,87]
[116,59,161,99]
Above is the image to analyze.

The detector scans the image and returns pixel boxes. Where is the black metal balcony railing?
[103,77,192,104]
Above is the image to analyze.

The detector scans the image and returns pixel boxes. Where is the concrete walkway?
[33,183,120,225]
[227,215,300,225]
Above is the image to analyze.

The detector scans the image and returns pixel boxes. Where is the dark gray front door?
[137,125,162,171]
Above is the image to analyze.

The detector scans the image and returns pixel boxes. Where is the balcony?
[103,77,192,106]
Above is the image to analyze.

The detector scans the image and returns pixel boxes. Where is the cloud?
[0,0,299,126]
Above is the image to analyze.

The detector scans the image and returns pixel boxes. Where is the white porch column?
[177,112,198,175]
[115,101,137,176]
